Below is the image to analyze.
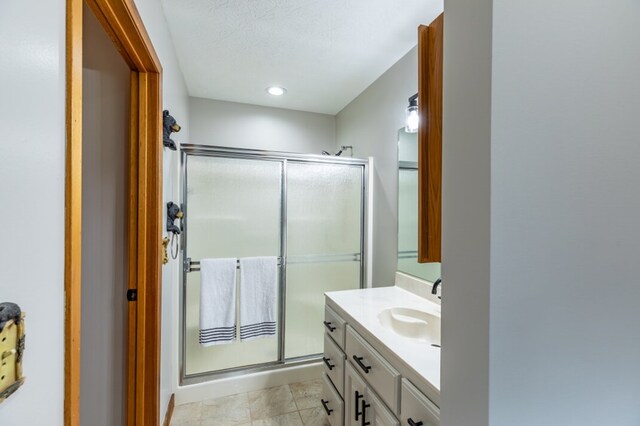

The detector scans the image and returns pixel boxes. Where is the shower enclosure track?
[179,144,368,385]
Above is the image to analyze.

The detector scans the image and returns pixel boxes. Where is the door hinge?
[126,289,137,302]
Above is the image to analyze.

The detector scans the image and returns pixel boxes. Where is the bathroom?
[3,0,640,425]
[161,1,444,425]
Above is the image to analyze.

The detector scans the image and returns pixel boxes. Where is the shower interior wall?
[188,97,338,155]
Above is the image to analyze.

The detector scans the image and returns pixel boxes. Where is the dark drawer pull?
[361,399,371,426]
[353,355,372,374]
[321,399,334,415]
[355,390,364,420]
[323,356,335,370]
[323,321,336,332]
[408,419,424,426]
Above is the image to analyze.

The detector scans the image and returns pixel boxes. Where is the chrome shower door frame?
[179,144,368,385]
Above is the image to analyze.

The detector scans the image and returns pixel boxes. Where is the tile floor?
[171,378,330,426]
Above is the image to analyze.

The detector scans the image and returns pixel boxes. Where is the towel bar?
[184,253,361,273]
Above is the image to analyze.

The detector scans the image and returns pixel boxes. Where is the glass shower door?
[285,162,364,359]
[183,155,283,375]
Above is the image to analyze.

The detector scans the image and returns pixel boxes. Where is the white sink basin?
[378,307,441,346]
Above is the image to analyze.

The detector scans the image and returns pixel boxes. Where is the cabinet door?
[401,379,440,426]
[345,363,368,426]
[363,388,399,426]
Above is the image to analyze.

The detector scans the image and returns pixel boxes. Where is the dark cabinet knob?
[323,321,336,332]
[353,355,372,374]
[321,399,334,415]
[323,357,335,370]
[355,390,364,420]
[361,399,371,426]
[408,419,424,426]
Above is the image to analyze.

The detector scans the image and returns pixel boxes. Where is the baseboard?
[176,361,322,405]
[162,393,175,426]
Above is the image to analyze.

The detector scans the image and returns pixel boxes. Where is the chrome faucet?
[431,278,442,299]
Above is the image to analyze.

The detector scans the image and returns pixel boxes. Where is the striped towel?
[239,257,278,341]
[199,258,237,346]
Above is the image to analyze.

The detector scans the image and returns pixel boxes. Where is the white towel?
[199,258,237,346]
[239,257,278,341]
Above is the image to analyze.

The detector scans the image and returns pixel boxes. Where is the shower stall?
[180,144,368,384]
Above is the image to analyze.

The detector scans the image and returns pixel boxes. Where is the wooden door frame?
[65,0,163,425]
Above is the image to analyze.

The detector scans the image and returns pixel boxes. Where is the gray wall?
[443,0,640,424]
[0,0,191,422]
[0,0,66,424]
[441,0,492,425]
[336,47,419,286]
[490,0,640,424]
[189,97,336,154]
[81,6,130,424]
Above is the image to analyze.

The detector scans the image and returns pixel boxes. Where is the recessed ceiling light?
[266,86,286,96]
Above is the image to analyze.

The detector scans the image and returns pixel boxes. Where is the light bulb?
[405,107,419,133]
[266,86,286,96]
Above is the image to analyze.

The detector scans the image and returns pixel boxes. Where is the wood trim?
[134,70,163,426]
[85,0,161,72]
[418,14,444,263]
[162,394,176,426]
[64,0,83,424]
[65,0,162,425]
[126,71,140,426]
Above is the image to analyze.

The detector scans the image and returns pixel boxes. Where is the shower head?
[323,146,353,156]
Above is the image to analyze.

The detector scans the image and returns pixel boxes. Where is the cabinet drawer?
[325,305,346,349]
[324,332,346,396]
[346,326,400,414]
[401,379,440,426]
[322,373,344,426]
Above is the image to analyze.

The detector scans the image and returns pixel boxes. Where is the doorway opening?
[65,0,162,424]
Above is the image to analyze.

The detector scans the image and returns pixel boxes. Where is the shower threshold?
[180,353,323,386]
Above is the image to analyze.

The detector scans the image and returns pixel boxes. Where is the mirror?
[397,128,441,282]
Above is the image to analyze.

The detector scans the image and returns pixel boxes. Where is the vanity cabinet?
[322,303,440,426]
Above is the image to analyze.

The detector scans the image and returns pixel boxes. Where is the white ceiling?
[160,0,443,114]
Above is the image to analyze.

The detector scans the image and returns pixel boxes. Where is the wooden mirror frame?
[418,13,443,263]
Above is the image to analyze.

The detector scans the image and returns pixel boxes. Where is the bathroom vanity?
[321,285,441,426]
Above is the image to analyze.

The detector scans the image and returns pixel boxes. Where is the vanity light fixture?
[266,86,286,96]
[405,93,419,133]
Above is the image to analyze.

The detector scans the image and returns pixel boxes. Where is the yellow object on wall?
[0,306,25,403]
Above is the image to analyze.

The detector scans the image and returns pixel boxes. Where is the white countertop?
[325,286,441,393]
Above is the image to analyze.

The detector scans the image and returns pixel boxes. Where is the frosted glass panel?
[285,162,363,360]
[285,262,360,358]
[184,156,281,375]
[287,163,362,255]
[186,156,281,259]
